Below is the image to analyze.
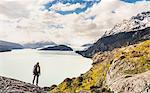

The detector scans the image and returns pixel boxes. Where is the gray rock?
[107,71,150,93]
[106,56,150,93]
[0,76,48,93]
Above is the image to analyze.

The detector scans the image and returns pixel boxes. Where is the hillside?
[39,45,73,51]
[0,40,23,52]
[50,40,150,93]
[76,27,150,58]
[76,11,150,58]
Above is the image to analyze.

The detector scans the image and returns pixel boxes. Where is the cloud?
[0,0,150,46]
[43,0,100,15]
[0,1,30,19]
[51,2,84,11]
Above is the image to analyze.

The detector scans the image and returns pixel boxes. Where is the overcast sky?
[0,0,150,46]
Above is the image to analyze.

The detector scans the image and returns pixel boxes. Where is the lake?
[0,49,92,87]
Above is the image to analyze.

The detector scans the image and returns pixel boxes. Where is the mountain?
[76,27,150,58]
[39,45,73,51]
[82,43,93,48]
[23,41,57,49]
[76,11,150,58]
[0,40,23,52]
[50,40,150,93]
[104,11,150,36]
[79,43,93,51]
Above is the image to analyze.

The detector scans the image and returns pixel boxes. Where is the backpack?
[33,64,40,75]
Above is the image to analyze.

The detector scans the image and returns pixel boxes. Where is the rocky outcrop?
[0,76,48,93]
[107,71,150,93]
[105,41,150,93]
[40,45,73,51]
[50,40,150,93]
[76,27,150,58]
[0,40,23,52]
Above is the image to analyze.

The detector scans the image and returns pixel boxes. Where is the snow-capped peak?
[104,11,150,36]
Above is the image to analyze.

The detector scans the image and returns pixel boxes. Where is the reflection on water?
[0,49,92,87]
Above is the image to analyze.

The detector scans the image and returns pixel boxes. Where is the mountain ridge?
[0,40,23,52]
[76,27,150,58]
[39,45,73,51]
[104,11,150,37]
[76,11,150,58]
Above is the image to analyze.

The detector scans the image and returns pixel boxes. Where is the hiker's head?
[37,62,39,65]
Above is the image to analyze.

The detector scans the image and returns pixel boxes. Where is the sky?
[0,0,150,46]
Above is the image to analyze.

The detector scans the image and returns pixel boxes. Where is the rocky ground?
[0,76,48,93]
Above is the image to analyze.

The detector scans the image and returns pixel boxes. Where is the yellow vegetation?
[50,40,150,93]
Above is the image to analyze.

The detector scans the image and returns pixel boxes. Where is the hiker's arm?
[39,66,41,75]
[33,65,35,74]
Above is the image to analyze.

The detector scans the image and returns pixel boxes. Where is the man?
[32,62,41,86]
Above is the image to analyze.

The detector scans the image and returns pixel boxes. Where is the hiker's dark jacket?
[33,64,40,75]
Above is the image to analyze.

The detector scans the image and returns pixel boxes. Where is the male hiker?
[32,62,41,86]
